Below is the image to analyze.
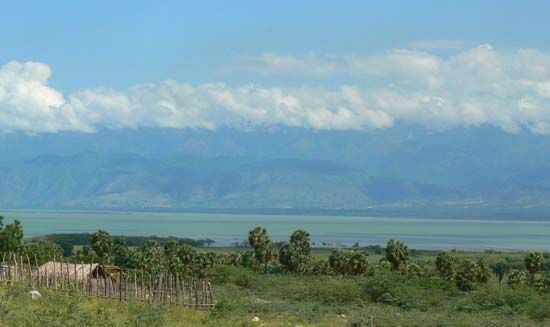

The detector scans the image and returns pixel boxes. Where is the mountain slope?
[0,153,458,211]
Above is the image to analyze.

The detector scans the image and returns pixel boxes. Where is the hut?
[36,262,121,295]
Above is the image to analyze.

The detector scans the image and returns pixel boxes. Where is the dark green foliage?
[247,226,274,273]
[435,251,456,279]
[525,252,544,275]
[385,239,409,271]
[507,270,528,287]
[57,241,74,257]
[309,258,330,275]
[455,260,479,291]
[140,240,164,273]
[279,229,311,273]
[475,259,491,283]
[490,261,512,285]
[31,233,213,249]
[112,239,136,268]
[20,241,63,265]
[328,248,369,276]
[90,230,113,264]
[532,272,550,293]
[163,239,180,273]
[0,216,24,253]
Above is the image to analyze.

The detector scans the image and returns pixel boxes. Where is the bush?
[435,252,456,279]
[507,270,528,288]
[328,248,369,276]
[455,260,478,291]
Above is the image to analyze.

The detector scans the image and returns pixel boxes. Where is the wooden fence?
[0,253,215,309]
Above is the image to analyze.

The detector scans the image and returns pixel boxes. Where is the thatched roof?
[36,262,111,281]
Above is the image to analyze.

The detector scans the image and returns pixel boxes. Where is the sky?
[1,1,550,135]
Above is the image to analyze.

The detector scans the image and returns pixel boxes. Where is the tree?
[248,226,274,272]
[21,241,62,265]
[507,270,528,287]
[385,239,409,271]
[90,230,113,263]
[112,239,135,268]
[435,252,456,279]
[0,216,24,254]
[57,241,74,257]
[140,240,164,274]
[455,260,478,291]
[289,229,311,257]
[163,239,181,273]
[74,245,95,263]
[490,261,511,286]
[329,248,369,276]
[310,258,330,275]
[192,252,216,278]
[475,259,491,284]
[178,244,197,276]
[279,229,311,273]
[525,252,543,279]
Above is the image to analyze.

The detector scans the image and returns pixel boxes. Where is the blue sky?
[0,1,550,135]
[2,0,549,90]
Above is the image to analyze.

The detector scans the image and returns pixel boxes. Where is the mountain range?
[1,126,550,218]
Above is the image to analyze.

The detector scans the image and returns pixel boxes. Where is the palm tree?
[455,260,478,291]
[90,230,113,263]
[525,252,543,283]
[490,261,511,286]
[163,239,181,273]
[248,226,272,272]
[385,239,409,271]
[435,252,456,279]
[475,259,491,283]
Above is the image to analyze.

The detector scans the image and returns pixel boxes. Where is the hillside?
[1,126,550,215]
[0,152,460,211]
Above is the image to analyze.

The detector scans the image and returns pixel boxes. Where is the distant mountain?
[0,152,460,211]
[1,125,550,216]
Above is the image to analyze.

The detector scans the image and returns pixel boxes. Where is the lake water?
[2,210,550,250]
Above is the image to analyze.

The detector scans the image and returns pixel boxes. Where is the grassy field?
[1,248,549,327]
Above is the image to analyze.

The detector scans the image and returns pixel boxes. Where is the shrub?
[532,272,550,293]
[329,248,369,276]
[507,270,528,288]
[455,260,478,291]
[385,239,409,271]
[435,252,456,279]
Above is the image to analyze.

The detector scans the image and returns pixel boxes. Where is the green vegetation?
[1,219,550,326]
[30,233,215,249]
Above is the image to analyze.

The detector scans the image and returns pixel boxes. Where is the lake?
[2,210,550,250]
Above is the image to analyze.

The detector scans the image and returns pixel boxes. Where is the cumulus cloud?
[0,61,92,133]
[1,44,550,134]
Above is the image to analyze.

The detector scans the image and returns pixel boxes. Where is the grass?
[1,249,548,326]
[2,263,549,327]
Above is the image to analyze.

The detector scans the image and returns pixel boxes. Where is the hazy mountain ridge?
[0,152,456,210]
[1,126,550,214]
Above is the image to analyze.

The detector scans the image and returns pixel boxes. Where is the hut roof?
[37,262,102,281]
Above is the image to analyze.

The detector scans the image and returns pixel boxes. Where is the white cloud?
[1,44,550,134]
[0,61,92,133]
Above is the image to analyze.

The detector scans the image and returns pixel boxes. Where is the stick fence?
[0,253,214,310]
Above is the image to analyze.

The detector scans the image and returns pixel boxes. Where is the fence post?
[26,255,32,288]
[53,254,57,289]
[81,261,85,296]
[12,253,18,283]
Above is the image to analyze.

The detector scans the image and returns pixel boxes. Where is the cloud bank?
[1,44,550,134]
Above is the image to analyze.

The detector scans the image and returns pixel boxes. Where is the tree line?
[1,216,549,293]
